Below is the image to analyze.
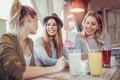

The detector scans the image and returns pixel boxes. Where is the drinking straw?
[67,39,73,53]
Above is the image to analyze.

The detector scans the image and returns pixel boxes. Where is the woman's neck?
[18,27,29,47]
[86,35,95,40]
[49,36,54,44]
[18,34,28,48]
[20,39,28,48]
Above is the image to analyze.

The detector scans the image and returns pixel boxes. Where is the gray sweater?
[34,37,68,66]
[74,31,111,53]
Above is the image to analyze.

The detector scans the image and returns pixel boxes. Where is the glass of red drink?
[101,46,111,68]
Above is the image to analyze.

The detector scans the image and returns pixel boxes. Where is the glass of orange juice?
[89,49,102,77]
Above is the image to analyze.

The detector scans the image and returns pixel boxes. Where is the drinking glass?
[89,49,102,77]
[68,49,81,76]
[101,46,111,68]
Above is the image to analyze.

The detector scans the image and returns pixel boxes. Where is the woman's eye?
[85,22,89,25]
[91,23,96,25]
[53,24,57,26]
[47,23,50,26]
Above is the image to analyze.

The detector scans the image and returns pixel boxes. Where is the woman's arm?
[22,56,66,79]
[0,34,25,80]
[34,51,57,66]
[74,33,90,53]
[0,35,66,80]
[63,45,69,59]
[79,38,91,53]
[34,38,57,66]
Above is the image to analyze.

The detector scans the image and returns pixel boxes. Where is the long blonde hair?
[81,11,105,46]
[7,0,37,37]
[42,18,63,58]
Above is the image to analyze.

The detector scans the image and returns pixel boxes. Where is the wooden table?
[31,67,118,80]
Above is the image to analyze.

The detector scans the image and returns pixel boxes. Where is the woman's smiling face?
[46,18,58,36]
[84,15,99,36]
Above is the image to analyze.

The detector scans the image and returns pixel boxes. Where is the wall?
[0,19,6,36]
[104,8,120,48]
[90,0,120,11]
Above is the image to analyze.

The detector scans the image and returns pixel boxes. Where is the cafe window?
[62,0,88,48]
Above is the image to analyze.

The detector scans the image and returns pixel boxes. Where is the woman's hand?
[79,37,91,53]
[54,56,67,72]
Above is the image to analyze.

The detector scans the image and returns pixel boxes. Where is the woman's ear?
[27,14,31,23]
[99,24,101,27]
[97,24,101,30]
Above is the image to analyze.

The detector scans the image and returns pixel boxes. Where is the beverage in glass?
[68,49,81,75]
[89,49,102,76]
[102,47,111,68]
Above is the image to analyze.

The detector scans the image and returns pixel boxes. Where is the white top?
[24,54,32,66]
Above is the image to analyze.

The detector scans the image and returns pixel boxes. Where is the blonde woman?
[75,11,111,53]
[34,13,68,66]
[0,0,66,80]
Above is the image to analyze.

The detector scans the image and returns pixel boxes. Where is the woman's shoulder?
[34,37,44,45]
[0,33,16,43]
[1,33,15,38]
[0,33,17,52]
[35,37,43,42]
[75,32,82,39]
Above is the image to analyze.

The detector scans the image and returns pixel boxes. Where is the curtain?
[30,0,64,26]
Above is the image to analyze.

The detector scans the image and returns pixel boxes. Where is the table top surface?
[31,67,118,80]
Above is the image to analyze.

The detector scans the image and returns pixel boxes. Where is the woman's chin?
[30,31,37,34]
[85,32,94,36]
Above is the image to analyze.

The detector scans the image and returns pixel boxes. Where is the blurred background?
[0,0,120,48]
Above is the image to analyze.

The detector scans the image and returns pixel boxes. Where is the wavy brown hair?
[42,18,63,58]
[81,11,105,46]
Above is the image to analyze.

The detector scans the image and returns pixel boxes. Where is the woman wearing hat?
[0,0,66,79]
[34,13,68,66]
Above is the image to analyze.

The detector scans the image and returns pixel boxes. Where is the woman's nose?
[87,24,91,28]
[49,25,53,28]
